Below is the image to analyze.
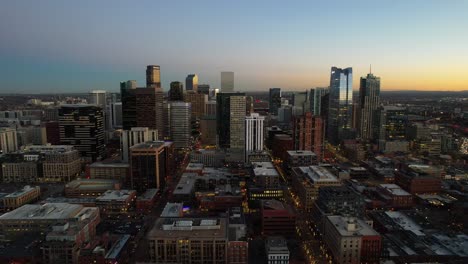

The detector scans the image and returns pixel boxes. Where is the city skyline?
[1,0,467,93]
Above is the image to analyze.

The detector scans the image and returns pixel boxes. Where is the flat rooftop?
[130,141,165,150]
[385,211,425,236]
[89,160,130,168]
[287,150,316,156]
[327,216,380,237]
[379,184,412,196]
[186,162,204,170]
[173,173,197,195]
[298,165,339,183]
[137,188,159,201]
[0,203,83,220]
[4,185,39,198]
[148,218,227,239]
[160,202,183,218]
[252,162,279,177]
[65,178,119,191]
[96,190,136,202]
[105,235,131,260]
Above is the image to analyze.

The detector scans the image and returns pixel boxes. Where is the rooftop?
[298,165,339,183]
[137,188,159,201]
[266,236,289,252]
[186,162,204,171]
[161,202,184,218]
[148,217,227,239]
[173,173,197,195]
[89,160,130,168]
[379,184,412,196]
[105,235,131,260]
[0,203,83,220]
[65,178,119,191]
[327,216,380,237]
[130,141,165,150]
[385,211,425,236]
[287,150,316,156]
[252,162,279,177]
[4,185,39,198]
[96,190,136,202]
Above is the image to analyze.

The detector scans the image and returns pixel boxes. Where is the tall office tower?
[88,90,107,107]
[0,127,18,154]
[376,106,407,147]
[136,88,165,137]
[216,92,245,149]
[163,101,171,140]
[169,81,184,101]
[221,71,234,92]
[229,96,246,149]
[246,96,254,115]
[58,105,104,162]
[293,113,324,159]
[269,88,282,115]
[205,100,217,116]
[358,72,381,141]
[121,127,159,162]
[185,91,207,119]
[309,87,329,115]
[327,67,353,145]
[120,80,137,130]
[292,91,308,115]
[110,102,122,128]
[146,65,161,88]
[130,141,173,192]
[170,102,191,149]
[245,113,265,158]
[198,84,210,95]
[185,74,198,92]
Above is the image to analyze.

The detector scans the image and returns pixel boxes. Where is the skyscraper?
[120,80,137,130]
[358,72,381,141]
[245,113,265,159]
[269,88,282,115]
[136,88,165,137]
[221,71,234,92]
[146,65,161,88]
[198,84,210,95]
[0,128,18,154]
[309,87,329,116]
[170,102,191,149]
[327,67,353,145]
[185,74,198,92]
[292,91,308,115]
[229,96,246,149]
[121,127,159,162]
[169,81,184,101]
[58,105,105,162]
[185,91,207,119]
[88,90,107,107]
[216,92,245,149]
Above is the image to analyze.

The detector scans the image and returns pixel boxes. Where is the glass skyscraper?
[269,88,281,115]
[327,67,353,145]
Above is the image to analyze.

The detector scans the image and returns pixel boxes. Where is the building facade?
[358,73,381,141]
[328,67,353,145]
[170,102,191,149]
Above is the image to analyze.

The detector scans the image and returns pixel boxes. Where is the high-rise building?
[293,113,324,159]
[246,96,254,115]
[358,72,381,141]
[245,113,265,159]
[169,81,184,101]
[146,65,161,88]
[58,105,105,162]
[170,102,191,149]
[185,74,198,92]
[269,88,282,115]
[0,128,18,154]
[120,80,137,130]
[229,96,246,149]
[328,67,353,145]
[200,116,217,145]
[198,84,210,95]
[121,127,159,162]
[185,91,207,119]
[309,87,329,115]
[88,90,107,107]
[110,102,122,128]
[136,88,164,137]
[216,92,245,149]
[163,101,171,140]
[130,141,173,192]
[205,100,217,116]
[221,71,234,92]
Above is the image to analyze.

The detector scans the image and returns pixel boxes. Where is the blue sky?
[1,0,467,93]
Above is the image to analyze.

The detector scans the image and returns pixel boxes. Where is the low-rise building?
[265,236,290,264]
[377,184,413,208]
[95,190,136,216]
[1,185,41,211]
[64,178,121,198]
[323,216,381,264]
[285,150,317,173]
[292,165,341,211]
[136,188,159,212]
[261,200,296,237]
[252,161,280,188]
[87,160,130,182]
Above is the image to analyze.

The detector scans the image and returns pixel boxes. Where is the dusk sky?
[1,0,467,93]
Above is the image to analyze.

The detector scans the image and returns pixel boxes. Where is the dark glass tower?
[358,73,380,141]
[216,92,245,149]
[146,65,161,88]
[120,81,137,130]
[269,88,281,115]
[169,81,184,101]
[327,67,353,145]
